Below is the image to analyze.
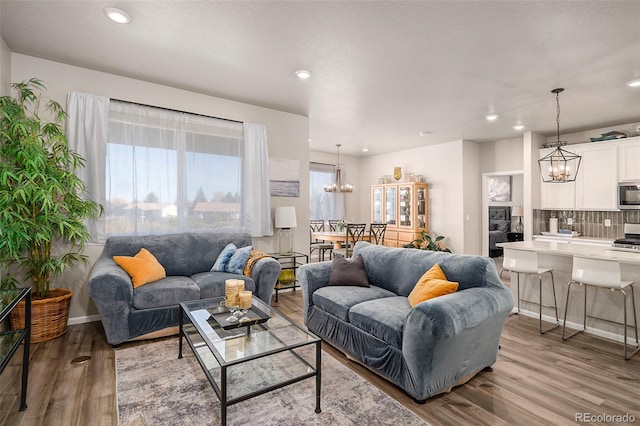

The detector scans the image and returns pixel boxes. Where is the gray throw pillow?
[328,254,370,287]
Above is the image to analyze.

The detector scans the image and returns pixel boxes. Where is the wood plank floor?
[2,286,640,425]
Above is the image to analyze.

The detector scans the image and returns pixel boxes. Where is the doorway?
[481,171,524,257]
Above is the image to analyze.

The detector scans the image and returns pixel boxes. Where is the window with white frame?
[309,162,345,222]
[105,100,243,237]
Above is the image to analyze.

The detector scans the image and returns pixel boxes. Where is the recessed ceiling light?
[513,124,525,130]
[419,131,431,136]
[295,70,312,79]
[104,7,132,24]
[361,148,369,152]
[484,114,499,121]
[626,78,640,88]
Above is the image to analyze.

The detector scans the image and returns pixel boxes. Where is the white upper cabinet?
[574,143,618,210]
[540,180,576,209]
[540,138,624,211]
[539,147,576,209]
[618,136,640,182]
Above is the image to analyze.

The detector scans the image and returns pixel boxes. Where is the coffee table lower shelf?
[178,297,321,425]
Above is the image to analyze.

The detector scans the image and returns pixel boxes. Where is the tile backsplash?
[533,210,640,240]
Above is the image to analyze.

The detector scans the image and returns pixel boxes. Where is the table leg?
[178,306,184,359]
[315,341,322,413]
[221,366,227,425]
[19,290,31,411]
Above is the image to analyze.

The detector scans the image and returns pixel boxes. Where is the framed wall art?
[488,175,511,202]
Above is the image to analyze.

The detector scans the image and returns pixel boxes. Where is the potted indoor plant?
[403,231,452,252]
[0,78,102,342]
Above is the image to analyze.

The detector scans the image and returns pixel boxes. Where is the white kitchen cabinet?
[539,147,575,209]
[540,180,576,209]
[540,140,621,211]
[574,143,618,210]
[618,136,640,182]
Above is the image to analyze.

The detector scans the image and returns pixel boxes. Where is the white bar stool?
[502,249,559,334]
[562,256,640,360]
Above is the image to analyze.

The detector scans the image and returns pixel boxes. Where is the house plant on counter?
[0,78,102,343]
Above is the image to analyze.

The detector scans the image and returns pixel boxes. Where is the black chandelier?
[538,88,581,183]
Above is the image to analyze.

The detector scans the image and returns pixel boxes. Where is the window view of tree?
[105,102,243,237]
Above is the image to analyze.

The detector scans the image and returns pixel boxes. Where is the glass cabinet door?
[416,185,426,229]
[371,187,383,223]
[385,186,397,226]
[399,186,412,228]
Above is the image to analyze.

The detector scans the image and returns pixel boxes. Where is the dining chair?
[309,220,333,261]
[333,223,367,258]
[562,256,639,360]
[328,219,342,232]
[369,223,387,245]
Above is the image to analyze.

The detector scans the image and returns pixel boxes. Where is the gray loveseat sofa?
[88,232,281,345]
[298,241,513,402]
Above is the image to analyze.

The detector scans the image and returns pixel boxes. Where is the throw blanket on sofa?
[244,250,271,276]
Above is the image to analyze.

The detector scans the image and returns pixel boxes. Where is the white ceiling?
[1,1,639,157]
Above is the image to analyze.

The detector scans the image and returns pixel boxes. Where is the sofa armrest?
[87,257,135,345]
[402,286,513,395]
[297,261,332,322]
[249,257,281,305]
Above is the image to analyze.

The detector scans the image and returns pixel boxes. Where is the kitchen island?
[499,239,640,265]
[497,239,640,346]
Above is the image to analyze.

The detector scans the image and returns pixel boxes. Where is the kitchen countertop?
[498,240,640,265]
[532,234,615,245]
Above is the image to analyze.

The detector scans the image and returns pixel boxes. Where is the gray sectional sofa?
[88,232,281,345]
[298,241,513,402]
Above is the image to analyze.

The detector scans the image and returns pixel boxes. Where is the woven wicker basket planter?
[10,288,73,343]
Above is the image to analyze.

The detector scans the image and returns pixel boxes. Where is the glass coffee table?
[178,296,321,426]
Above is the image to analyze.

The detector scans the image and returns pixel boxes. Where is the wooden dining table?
[312,231,370,249]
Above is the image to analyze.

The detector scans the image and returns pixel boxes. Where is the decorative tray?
[208,304,270,330]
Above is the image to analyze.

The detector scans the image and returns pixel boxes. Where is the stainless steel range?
[612,223,640,251]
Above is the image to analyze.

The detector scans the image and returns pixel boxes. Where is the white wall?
[11,53,309,322]
[0,36,10,95]
[479,136,524,173]
[359,140,474,253]
[462,141,482,255]
[479,136,525,247]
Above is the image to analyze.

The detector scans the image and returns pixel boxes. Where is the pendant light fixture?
[324,144,354,193]
[538,88,581,183]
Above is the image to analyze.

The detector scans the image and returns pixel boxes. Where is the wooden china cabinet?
[370,182,428,247]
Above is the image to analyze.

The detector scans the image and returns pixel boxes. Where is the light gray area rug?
[116,339,427,425]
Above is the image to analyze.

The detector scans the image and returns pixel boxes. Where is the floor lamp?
[275,206,297,253]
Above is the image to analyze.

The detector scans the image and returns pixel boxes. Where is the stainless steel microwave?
[618,182,640,209]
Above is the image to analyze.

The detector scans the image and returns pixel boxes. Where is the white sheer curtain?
[242,122,272,236]
[67,95,273,241]
[66,92,110,238]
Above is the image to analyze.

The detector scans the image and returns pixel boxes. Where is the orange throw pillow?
[408,263,459,307]
[113,248,166,288]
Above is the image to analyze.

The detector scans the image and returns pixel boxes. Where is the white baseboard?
[68,314,101,325]
[512,307,639,346]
